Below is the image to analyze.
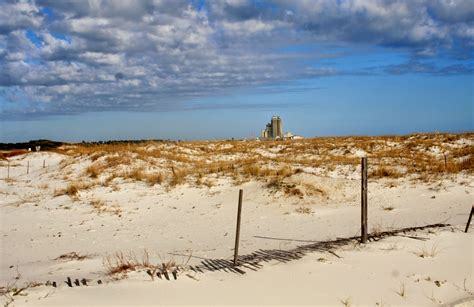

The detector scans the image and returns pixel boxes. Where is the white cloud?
[221,19,286,35]
[0,0,472,117]
[0,1,43,34]
[80,52,123,65]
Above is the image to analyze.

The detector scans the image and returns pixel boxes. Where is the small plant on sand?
[339,297,352,307]
[37,183,49,189]
[266,179,304,198]
[0,267,30,307]
[453,278,474,295]
[103,250,189,280]
[414,243,440,258]
[54,181,94,199]
[395,282,406,298]
[427,291,442,304]
[90,199,121,216]
[103,250,152,279]
[296,205,311,214]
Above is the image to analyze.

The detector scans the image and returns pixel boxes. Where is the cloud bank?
[0,0,473,117]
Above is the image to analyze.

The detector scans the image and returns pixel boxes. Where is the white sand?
[1,150,473,306]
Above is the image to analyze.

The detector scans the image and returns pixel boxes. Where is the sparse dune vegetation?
[1,132,473,306]
[47,133,473,199]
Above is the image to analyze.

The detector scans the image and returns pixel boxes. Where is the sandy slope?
[13,230,473,306]
[1,150,473,306]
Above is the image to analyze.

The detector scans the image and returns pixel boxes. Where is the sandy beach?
[1,134,473,306]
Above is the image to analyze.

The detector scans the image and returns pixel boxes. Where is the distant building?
[272,116,283,138]
[261,122,273,139]
[261,116,281,139]
[259,116,302,140]
[284,132,304,140]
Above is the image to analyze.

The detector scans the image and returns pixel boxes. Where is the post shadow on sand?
[189,159,464,276]
[189,223,451,275]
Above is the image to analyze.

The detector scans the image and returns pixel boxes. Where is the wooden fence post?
[7,160,10,179]
[465,205,474,233]
[43,159,45,168]
[361,157,368,243]
[27,161,29,175]
[233,189,243,266]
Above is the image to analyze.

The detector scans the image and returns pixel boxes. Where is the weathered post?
[465,205,474,233]
[7,160,10,179]
[43,159,45,168]
[233,189,243,266]
[27,160,29,175]
[361,157,368,243]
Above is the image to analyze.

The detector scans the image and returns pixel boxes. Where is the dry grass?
[103,251,145,278]
[370,166,403,178]
[90,199,122,215]
[267,179,303,198]
[103,250,187,280]
[64,183,79,196]
[414,243,440,258]
[103,167,164,186]
[54,181,94,198]
[395,282,406,298]
[126,168,164,186]
[85,164,101,178]
[48,132,473,193]
[340,297,352,307]
[37,183,49,189]
[0,267,32,307]
[170,167,187,187]
[382,205,395,211]
[267,179,325,199]
[295,205,311,214]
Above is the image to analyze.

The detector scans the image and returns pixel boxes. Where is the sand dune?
[1,133,473,306]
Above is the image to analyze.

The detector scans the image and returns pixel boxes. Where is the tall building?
[261,116,283,139]
[271,116,283,138]
[271,116,277,138]
[276,116,282,138]
[259,115,302,140]
[266,123,273,138]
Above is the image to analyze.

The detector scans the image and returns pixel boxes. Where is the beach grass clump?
[103,250,186,280]
[54,181,94,198]
[85,164,101,178]
[414,243,440,258]
[170,167,188,187]
[369,166,403,178]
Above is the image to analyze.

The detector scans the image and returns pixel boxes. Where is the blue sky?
[0,0,473,142]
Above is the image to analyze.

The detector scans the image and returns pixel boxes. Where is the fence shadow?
[189,223,450,275]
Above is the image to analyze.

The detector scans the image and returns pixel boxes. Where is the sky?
[0,0,473,142]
